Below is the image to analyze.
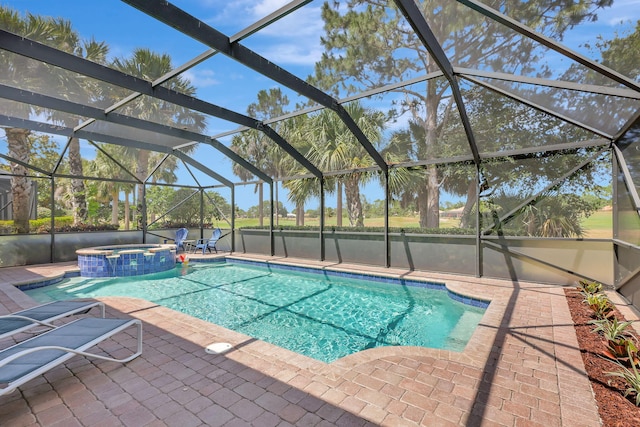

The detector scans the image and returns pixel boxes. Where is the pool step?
[446,311,481,348]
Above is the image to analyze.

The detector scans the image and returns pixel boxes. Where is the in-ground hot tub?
[76,244,176,277]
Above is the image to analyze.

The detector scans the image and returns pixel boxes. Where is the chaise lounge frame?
[0,317,143,396]
[0,300,106,341]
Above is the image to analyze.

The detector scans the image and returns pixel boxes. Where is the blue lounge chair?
[0,300,105,341]
[0,317,142,396]
[194,228,222,254]
[175,227,189,252]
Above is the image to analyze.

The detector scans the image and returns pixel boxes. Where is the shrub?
[0,217,120,234]
[584,292,614,319]
[577,279,603,297]
[36,206,51,219]
[606,348,640,406]
[591,318,637,359]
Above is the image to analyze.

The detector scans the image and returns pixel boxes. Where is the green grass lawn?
[581,210,612,238]
[233,209,612,238]
[235,215,460,229]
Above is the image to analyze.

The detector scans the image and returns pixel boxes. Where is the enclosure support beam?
[50,176,56,264]
[145,154,172,185]
[231,186,236,253]
[0,30,320,179]
[148,190,199,229]
[212,71,445,140]
[269,183,274,257]
[173,152,233,188]
[612,149,620,286]
[456,67,640,99]
[0,83,273,185]
[141,185,147,243]
[475,165,482,278]
[122,0,386,174]
[394,0,481,166]
[458,0,640,93]
[613,144,640,214]
[463,76,615,140]
[320,179,325,262]
[614,108,640,142]
[199,190,205,242]
[481,148,609,235]
[613,114,640,216]
[384,171,390,268]
[0,152,50,177]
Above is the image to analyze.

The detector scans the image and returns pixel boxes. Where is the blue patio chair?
[194,228,222,254]
[175,228,189,252]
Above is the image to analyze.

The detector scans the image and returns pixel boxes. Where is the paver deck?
[0,254,619,426]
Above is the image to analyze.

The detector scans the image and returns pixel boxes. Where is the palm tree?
[305,102,385,227]
[87,145,137,226]
[147,152,178,223]
[276,114,317,226]
[384,119,434,226]
[231,129,272,226]
[231,89,291,227]
[0,7,51,232]
[47,36,109,226]
[0,6,111,230]
[109,48,206,229]
[283,176,323,227]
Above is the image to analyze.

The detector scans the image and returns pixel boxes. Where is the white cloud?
[184,1,325,67]
[246,5,324,67]
[600,0,640,26]
[258,43,323,66]
[251,0,292,19]
[182,69,220,87]
[255,5,323,39]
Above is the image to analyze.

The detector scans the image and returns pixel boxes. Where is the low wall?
[0,231,143,267]
[0,228,615,290]
[615,242,640,308]
[481,237,612,286]
[235,229,613,286]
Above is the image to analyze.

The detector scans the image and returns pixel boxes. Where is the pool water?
[25,262,486,363]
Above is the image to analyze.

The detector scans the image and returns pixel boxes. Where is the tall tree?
[305,102,385,227]
[0,9,55,230]
[231,88,291,226]
[4,128,32,232]
[311,0,612,228]
[0,6,110,229]
[110,48,206,229]
[280,114,316,226]
[48,35,109,226]
[147,152,178,223]
[87,145,137,226]
[595,20,640,80]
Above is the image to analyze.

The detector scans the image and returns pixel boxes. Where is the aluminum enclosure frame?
[0,0,637,297]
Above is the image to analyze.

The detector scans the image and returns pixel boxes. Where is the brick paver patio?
[0,255,615,426]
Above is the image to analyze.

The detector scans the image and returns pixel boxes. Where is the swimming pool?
[24,260,488,363]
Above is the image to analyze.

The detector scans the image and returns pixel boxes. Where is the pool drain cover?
[205,342,233,354]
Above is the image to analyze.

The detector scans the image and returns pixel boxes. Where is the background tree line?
[1,2,637,238]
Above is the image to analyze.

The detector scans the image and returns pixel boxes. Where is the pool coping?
[75,243,176,256]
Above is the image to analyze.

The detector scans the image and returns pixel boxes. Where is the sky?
[2,0,640,211]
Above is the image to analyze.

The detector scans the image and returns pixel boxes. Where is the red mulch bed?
[565,288,640,427]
